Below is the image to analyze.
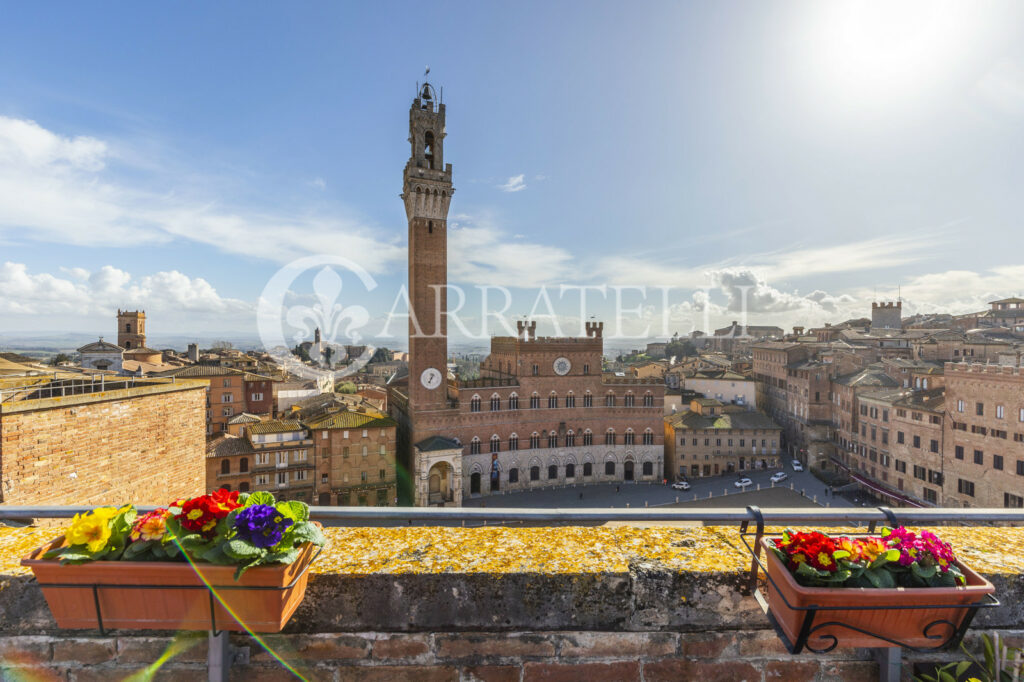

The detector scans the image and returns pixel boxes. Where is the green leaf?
[833,550,851,560]
[912,563,937,580]
[237,492,250,505]
[263,547,300,565]
[244,491,276,508]
[224,539,264,560]
[291,522,325,546]
[275,500,309,523]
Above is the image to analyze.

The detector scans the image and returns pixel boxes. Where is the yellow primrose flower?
[66,514,112,553]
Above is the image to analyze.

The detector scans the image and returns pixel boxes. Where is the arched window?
[530,465,540,481]
[239,482,250,492]
[239,457,249,473]
[583,462,593,477]
[221,460,230,475]
[547,432,558,448]
[565,392,576,408]
[509,468,519,483]
[530,393,540,409]
[583,430,593,446]
[624,429,635,446]
[548,464,558,480]
[642,461,654,476]
[605,393,615,407]
[490,394,500,411]
[424,130,435,168]
[530,432,541,449]
[362,445,368,456]
[624,393,635,407]
[605,460,616,476]
[566,463,576,478]
[470,472,481,494]
[583,392,593,408]
[509,393,519,410]
[470,395,481,412]
[642,429,654,445]
[125,323,132,333]
[508,434,519,451]
[643,392,654,407]
[470,437,481,455]
[490,435,501,453]
[605,429,616,445]
[565,430,576,447]
[548,392,558,409]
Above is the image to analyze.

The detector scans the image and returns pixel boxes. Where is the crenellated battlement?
[946,360,1023,376]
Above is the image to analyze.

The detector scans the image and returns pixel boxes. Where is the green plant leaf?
[224,539,264,560]
[263,547,300,565]
[244,491,276,508]
[275,500,309,523]
[291,522,325,546]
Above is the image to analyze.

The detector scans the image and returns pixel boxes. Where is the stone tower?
[117,310,147,349]
[403,80,454,412]
[871,301,902,330]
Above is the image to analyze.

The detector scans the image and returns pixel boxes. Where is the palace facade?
[388,82,664,505]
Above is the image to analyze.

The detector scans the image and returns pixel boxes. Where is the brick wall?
[4,628,1021,681]
[0,382,206,506]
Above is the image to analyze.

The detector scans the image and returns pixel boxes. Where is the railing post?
[208,630,231,682]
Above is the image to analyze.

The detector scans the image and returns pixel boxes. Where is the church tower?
[403,79,454,412]
[117,309,147,349]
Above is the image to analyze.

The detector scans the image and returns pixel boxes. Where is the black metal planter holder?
[32,545,322,682]
[739,506,999,681]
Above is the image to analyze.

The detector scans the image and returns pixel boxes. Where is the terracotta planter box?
[760,537,995,651]
[22,536,317,633]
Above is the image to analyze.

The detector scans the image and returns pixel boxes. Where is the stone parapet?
[2,524,1023,679]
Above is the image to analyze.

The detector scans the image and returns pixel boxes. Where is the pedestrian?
[579,493,583,500]
[616,485,620,493]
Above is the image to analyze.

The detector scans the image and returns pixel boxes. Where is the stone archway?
[624,460,635,481]
[428,461,454,505]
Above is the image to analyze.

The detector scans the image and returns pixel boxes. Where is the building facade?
[664,399,782,480]
[117,310,147,350]
[388,82,665,506]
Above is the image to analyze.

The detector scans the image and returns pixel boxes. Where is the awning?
[850,472,926,508]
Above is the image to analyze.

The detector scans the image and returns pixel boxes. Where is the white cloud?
[310,177,327,190]
[498,174,527,192]
[447,214,574,288]
[0,261,249,318]
[0,116,404,274]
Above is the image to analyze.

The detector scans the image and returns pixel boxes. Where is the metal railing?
[2,505,1024,526]
[0,376,177,404]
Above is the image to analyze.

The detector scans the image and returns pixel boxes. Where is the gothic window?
[509,468,519,483]
[565,431,576,447]
[530,466,540,481]
[624,393,635,407]
[490,394,500,411]
[530,432,541,449]
[566,463,576,478]
[548,432,558,448]
[583,392,593,408]
[605,393,615,407]
[490,435,501,453]
[624,429,635,446]
[583,430,593,446]
[605,461,616,476]
[548,393,558,409]
[424,131,435,168]
[470,437,481,455]
[605,430,616,446]
[470,395,481,412]
[508,434,519,451]
[643,393,654,407]
[642,461,654,476]
[583,462,593,477]
[642,430,654,445]
[548,464,558,480]
[509,393,519,410]
[565,392,576,408]
[530,393,540,409]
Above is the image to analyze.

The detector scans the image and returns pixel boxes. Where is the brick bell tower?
[117,309,146,349]
[402,78,453,412]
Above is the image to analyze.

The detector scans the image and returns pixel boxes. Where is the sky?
[2,1,1024,349]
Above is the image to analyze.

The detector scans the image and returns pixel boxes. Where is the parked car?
[791,459,804,472]
[770,471,789,484]
[671,481,691,491]
[734,477,753,489]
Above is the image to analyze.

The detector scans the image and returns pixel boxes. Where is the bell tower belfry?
[403,79,454,412]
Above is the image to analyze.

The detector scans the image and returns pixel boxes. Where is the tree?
[50,353,72,366]
[336,381,358,394]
